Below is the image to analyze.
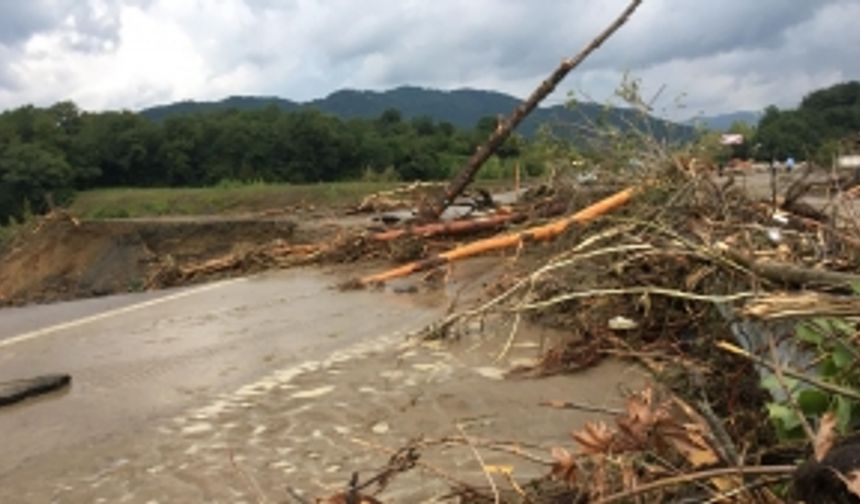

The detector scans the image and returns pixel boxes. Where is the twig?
[701,475,793,504]
[766,332,817,443]
[515,287,756,312]
[456,423,500,504]
[539,399,624,416]
[349,436,484,496]
[230,451,268,504]
[594,465,796,504]
[285,487,312,504]
[427,436,554,466]
[695,398,741,466]
[717,340,860,401]
[501,470,533,504]
[413,242,650,340]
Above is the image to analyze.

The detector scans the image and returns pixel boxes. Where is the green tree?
[0,141,74,222]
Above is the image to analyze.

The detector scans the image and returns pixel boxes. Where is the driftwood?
[371,212,525,241]
[743,292,860,320]
[0,374,71,407]
[416,0,643,221]
[362,187,635,284]
[727,250,860,290]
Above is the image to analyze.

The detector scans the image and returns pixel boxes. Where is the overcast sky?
[0,0,856,119]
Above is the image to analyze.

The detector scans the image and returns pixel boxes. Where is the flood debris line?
[360,187,636,285]
[300,158,860,501]
[302,141,860,501]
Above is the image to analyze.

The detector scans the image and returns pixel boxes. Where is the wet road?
[0,245,643,503]
[0,268,443,477]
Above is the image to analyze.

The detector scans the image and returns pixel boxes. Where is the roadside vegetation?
[0,102,535,225]
[68,180,404,219]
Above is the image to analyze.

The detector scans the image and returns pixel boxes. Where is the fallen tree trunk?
[362,187,636,284]
[0,374,71,408]
[416,0,643,221]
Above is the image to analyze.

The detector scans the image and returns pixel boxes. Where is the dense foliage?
[0,103,524,224]
[754,81,860,161]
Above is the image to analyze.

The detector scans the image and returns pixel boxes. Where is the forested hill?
[141,86,692,140]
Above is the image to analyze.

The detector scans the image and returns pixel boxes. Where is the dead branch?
[593,465,796,504]
[455,423,501,504]
[717,340,860,401]
[742,292,860,320]
[417,0,643,220]
[539,399,624,416]
[514,287,755,312]
[727,250,860,290]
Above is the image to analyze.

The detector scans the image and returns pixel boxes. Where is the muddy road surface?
[0,261,644,502]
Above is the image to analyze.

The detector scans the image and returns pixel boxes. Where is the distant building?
[719,133,744,146]
[837,133,860,169]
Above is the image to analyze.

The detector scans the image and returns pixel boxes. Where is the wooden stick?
[416,0,643,220]
[361,187,636,284]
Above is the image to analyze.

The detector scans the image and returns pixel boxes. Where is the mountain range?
[685,110,762,131]
[140,86,755,140]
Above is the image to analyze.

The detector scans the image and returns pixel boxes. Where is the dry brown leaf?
[551,446,578,486]
[660,422,719,468]
[832,469,860,499]
[572,421,616,455]
[815,411,838,462]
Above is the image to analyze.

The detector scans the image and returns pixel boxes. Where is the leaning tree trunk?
[417,0,643,221]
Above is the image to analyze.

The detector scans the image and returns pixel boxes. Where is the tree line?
[753,81,860,162]
[0,103,524,224]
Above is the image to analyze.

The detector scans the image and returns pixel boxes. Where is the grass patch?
[68,181,403,219]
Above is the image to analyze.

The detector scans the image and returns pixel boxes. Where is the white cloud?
[0,0,856,117]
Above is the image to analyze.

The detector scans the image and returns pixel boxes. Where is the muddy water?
[0,263,644,502]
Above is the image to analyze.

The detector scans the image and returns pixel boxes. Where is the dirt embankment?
[0,216,299,306]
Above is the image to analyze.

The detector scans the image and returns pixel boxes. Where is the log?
[371,212,525,242]
[416,0,643,221]
[361,187,636,284]
[727,250,860,290]
[0,374,71,408]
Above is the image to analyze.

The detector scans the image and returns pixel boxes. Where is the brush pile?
[308,152,860,502]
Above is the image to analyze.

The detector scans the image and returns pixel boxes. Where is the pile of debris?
[296,150,860,503]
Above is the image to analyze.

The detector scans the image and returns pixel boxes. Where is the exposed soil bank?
[0,216,298,306]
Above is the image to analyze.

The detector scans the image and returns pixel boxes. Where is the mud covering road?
[0,260,645,502]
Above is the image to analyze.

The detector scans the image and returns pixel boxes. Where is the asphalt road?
[0,267,444,477]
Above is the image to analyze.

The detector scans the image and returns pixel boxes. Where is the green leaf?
[795,323,823,345]
[850,282,860,296]
[761,375,799,397]
[832,343,853,369]
[836,396,856,432]
[797,389,830,415]
[830,318,855,336]
[767,403,802,431]
[820,357,839,378]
